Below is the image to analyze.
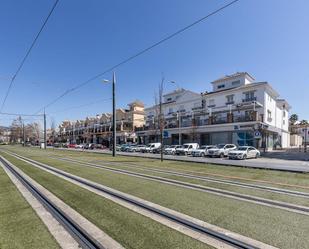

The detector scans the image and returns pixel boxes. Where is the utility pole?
[304,126,307,153]
[44,109,47,149]
[112,72,116,157]
[177,112,182,145]
[22,121,25,146]
[159,77,164,162]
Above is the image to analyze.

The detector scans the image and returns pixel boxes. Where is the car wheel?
[201,152,205,157]
[243,154,247,160]
[220,153,224,158]
[255,153,259,159]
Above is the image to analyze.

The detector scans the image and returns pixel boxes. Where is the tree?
[289,114,298,125]
[9,116,23,143]
[299,120,309,126]
[50,117,56,143]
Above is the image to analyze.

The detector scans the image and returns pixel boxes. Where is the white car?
[164,145,182,155]
[176,143,199,156]
[228,146,260,160]
[191,145,216,157]
[75,144,84,149]
[141,143,161,153]
[207,144,237,158]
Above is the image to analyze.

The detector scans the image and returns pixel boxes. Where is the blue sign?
[163,131,169,138]
[254,131,261,139]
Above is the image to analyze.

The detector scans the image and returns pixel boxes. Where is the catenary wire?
[0,0,60,112]
[34,0,240,114]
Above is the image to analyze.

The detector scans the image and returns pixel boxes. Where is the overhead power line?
[34,0,240,114]
[0,0,60,112]
[0,112,44,117]
[48,97,112,115]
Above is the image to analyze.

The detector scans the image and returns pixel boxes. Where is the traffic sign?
[254,131,261,139]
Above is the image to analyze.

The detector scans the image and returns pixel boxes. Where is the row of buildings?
[57,72,293,150]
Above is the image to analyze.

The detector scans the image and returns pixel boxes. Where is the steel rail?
[51,155,309,199]
[31,154,309,215]
[0,157,104,249]
[4,152,259,249]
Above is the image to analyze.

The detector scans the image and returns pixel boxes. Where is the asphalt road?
[55,148,309,173]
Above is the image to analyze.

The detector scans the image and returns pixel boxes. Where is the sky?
[0,0,308,127]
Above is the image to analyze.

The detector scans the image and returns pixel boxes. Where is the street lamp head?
[102,79,110,83]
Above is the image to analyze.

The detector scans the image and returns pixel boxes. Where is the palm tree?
[299,120,309,125]
[289,114,298,125]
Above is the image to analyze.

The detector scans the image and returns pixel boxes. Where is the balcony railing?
[242,97,257,102]
[135,111,261,132]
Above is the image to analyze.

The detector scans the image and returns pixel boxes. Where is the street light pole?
[102,73,116,157]
[304,126,307,153]
[112,72,116,157]
[159,77,164,162]
[44,109,47,149]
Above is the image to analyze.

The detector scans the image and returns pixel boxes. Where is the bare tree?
[50,117,56,143]
[9,116,23,143]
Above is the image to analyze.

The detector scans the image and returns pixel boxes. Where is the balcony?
[225,101,234,105]
[242,97,257,102]
[134,111,261,132]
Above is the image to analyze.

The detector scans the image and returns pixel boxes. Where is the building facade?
[290,122,309,146]
[136,72,290,150]
[58,101,145,145]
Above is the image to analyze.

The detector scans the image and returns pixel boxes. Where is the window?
[208,99,215,106]
[232,80,240,86]
[194,102,200,108]
[166,97,172,102]
[245,91,255,100]
[168,107,173,114]
[217,84,225,89]
[283,111,286,117]
[267,110,272,120]
[226,95,234,103]
[179,105,185,112]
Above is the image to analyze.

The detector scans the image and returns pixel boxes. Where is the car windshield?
[217,144,225,149]
[237,147,248,151]
[169,145,176,148]
[200,146,207,149]
[183,145,190,148]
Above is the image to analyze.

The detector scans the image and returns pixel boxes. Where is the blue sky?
[0,0,308,127]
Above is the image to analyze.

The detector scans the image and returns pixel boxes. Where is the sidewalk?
[262,149,309,161]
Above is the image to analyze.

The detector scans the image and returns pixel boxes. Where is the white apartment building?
[136,72,291,150]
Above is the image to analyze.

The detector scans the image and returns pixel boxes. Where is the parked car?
[228,146,260,160]
[175,143,199,155]
[94,144,105,150]
[191,145,216,157]
[114,144,122,151]
[53,143,61,148]
[75,144,84,149]
[134,145,147,152]
[207,144,237,158]
[62,143,69,148]
[140,143,161,153]
[68,144,77,148]
[148,143,161,153]
[126,144,144,152]
[120,144,133,152]
[164,145,182,155]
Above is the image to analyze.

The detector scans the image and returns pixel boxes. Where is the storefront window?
[234,131,254,146]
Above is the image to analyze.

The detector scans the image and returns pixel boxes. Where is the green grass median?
[2,148,309,249]
[0,152,211,249]
[0,165,60,249]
